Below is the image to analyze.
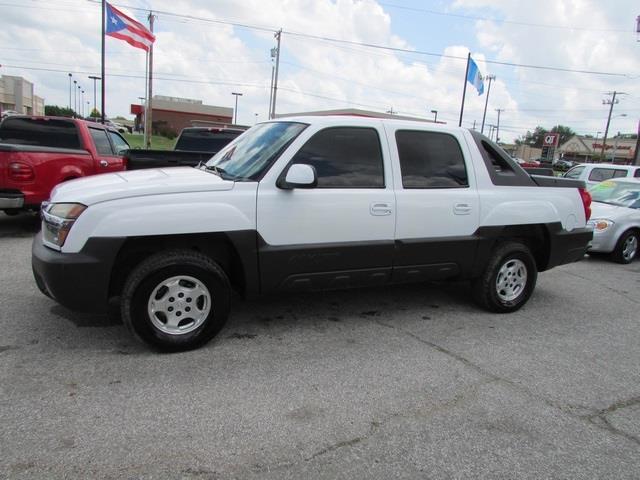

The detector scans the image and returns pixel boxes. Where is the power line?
[379,2,631,33]
[85,0,634,78]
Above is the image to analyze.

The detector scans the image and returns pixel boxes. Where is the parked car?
[125,126,246,170]
[0,116,129,214]
[32,116,593,351]
[564,162,640,186]
[513,157,541,168]
[587,178,640,263]
[1,110,20,120]
[554,159,579,172]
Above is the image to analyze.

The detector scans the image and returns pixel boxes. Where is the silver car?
[587,178,640,263]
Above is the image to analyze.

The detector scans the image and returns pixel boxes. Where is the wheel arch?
[472,223,554,276]
[108,231,258,301]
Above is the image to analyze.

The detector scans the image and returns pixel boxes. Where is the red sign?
[543,133,560,147]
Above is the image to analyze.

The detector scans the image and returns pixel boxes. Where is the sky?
[1,0,639,142]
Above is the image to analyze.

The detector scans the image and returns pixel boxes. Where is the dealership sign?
[543,133,560,147]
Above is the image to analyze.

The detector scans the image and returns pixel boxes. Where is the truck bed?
[124,150,214,170]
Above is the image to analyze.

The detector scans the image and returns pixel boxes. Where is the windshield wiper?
[204,164,235,180]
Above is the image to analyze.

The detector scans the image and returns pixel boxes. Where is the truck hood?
[50,167,234,206]
[591,201,638,221]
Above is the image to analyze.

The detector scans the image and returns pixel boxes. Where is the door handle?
[370,202,392,216]
[453,203,472,215]
[99,160,109,167]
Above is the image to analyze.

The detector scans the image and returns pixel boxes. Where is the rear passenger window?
[0,117,81,149]
[89,128,114,156]
[395,130,468,188]
[290,127,384,188]
[589,168,623,182]
[635,169,640,178]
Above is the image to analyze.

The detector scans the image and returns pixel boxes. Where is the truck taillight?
[579,187,591,221]
[8,162,35,181]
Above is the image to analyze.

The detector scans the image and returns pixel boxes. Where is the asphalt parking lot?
[1,212,639,479]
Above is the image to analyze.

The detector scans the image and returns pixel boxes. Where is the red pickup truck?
[0,116,129,214]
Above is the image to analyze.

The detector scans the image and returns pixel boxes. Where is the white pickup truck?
[32,116,593,351]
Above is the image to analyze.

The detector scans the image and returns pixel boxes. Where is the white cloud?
[1,0,637,142]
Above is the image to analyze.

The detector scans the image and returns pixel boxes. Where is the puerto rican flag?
[105,2,155,52]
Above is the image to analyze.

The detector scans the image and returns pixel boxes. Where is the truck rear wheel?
[121,250,231,351]
[472,242,537,313]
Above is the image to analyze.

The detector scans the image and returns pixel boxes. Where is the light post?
[138,96,145,133]
[88,76,101,118]
[77,85,81,117]
[73,80,77,116]
[231,92,243,124]
[81,90,85,117]
[68,73,72,111]
[254,113,259,124]
[430,109,438,123]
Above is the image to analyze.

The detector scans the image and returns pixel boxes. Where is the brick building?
[131,95,233,135]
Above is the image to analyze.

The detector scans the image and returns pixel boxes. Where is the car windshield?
[204,121,308,180]
[589,181,640,209]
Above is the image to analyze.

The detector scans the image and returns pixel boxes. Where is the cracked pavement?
[1,212,639,479]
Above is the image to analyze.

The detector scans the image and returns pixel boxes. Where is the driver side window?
[108,131,130,156]
[289,127,385,188]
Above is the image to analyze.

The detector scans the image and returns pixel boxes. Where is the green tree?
[515,125,576,148]
[90,108,101,119]
[44,105,75,117]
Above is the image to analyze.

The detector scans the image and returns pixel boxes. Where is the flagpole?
[145,11,155,148]
[458,52,470,127]
[101,0,106,124]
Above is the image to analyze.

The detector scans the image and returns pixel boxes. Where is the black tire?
[610,230,639,264]
[121,250,231,352]
[472,241,538,313]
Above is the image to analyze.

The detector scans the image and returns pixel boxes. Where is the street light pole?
[81,90,85,117]
[88,76,101,118]
[68,73,72,111]
[231,92,243,124]
[430,109,438,123]
[73,80,77,116]
[495,108,503,143]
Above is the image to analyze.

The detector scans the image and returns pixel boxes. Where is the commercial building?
[559,135,637,164]
[0,75,45,116]
[131,95,233,135]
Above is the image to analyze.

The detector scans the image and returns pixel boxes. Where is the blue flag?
[467,57,484,95]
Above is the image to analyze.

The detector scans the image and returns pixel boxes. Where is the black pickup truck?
[126,126,246,170]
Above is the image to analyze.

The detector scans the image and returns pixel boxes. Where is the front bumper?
[0,191,24,209]
[32,232,125,313]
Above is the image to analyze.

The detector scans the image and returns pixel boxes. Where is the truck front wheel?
[121,250,231,351]
[472,242,537,313]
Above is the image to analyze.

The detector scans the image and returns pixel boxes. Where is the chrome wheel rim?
[147,275,211,335]
[622,235,638,261]
[496,259,528,302]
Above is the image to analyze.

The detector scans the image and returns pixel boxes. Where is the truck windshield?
[205,122,307,180]
[175,129,242,152]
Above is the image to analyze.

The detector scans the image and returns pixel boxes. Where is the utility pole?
[600,91,624,161]
[472,120,476,130]
[268,47,276,118]
[89,75,100,118]
[495,108,503,143]
[144,11,156,148]
[481,74,495,134]
[270,29,282,119]
[430,109,438,122]
[386,107,396,115]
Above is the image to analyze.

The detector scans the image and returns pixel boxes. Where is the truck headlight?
[587,218,614,232]
[42,202,87,248]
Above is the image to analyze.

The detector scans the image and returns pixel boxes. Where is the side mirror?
[278,163,317,189]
